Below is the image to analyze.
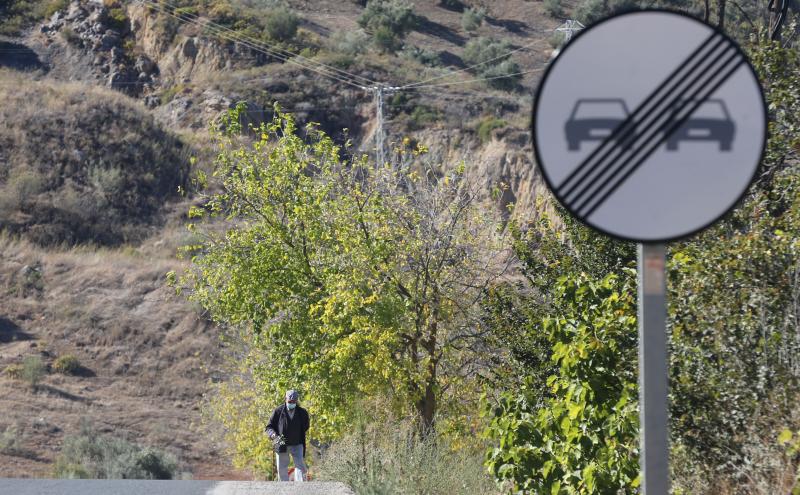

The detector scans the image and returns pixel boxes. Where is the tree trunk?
[717,0,727,31]
[769,0,789,41]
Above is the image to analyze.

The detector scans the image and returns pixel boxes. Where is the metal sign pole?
[638,243,669,494]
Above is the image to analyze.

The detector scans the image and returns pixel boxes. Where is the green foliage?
[53,354,81,375]
[0,0,68,35]
[3,364,23,379]
[358,0,417,52]
[461,7,485,32]
[574,0,638,25]
[316,411,496,494]
[779,429,800,495]
[53,423,179,479]
[408,105,440,129]
[485,271,640,494]
[180,104,507,469]
[21,355,46,389]
[400,46,441,66]
[476,117,507,144]
[330,29,370,56]
[667,33,800,489]
[107,8,129,32]
[544,0,565,18]
[461,37,522,90]
[264,6,298,42]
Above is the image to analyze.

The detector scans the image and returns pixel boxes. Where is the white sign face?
[532,10,767,242]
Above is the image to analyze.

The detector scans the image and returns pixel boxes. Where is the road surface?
[0,479,355,495]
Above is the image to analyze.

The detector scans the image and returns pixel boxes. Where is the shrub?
[476,117,507,143]
[575,0,638,25]
[0,425,25,456]
[408,105,439,130]
[400,45,440,66]
[107,7,129,32]
[462,37,522,90]
[544,0,565,18]
[264,6,298,42]
[315,414,495,494]
[330,29,369,56]
[53,355,81,375]
[3,364,23,379]
[461,7,485,32]
[61,27,81,46]
[359,0,417,34]
[358,0,417,51]
[372,25,402,53]
[21,355,46,389]
[54,424,179,479]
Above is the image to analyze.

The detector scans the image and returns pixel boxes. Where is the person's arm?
[266,407,280,439]
[303,409,310,434]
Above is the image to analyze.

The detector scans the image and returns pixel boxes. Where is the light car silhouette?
[565,98,633,151]
[665,99,735,151]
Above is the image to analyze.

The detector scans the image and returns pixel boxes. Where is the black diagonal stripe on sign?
[561,38,731,205]
[568,43,740,211]
[578,57,746,219]
[556,31,723,199]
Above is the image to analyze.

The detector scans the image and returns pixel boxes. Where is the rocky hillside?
[0,0,560,478]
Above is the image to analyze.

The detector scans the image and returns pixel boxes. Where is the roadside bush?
[21,355,46,389]
[264,6,298,42]
[461,7,485,32]
[53,355,81,375]
[462,37,522,90]
[54,423,179,479]
[315,414,496,494]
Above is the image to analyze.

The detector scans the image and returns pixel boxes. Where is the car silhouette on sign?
[565,98,633,151]
[666,99,735,151]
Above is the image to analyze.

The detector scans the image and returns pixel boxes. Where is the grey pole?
[638,243,669,494]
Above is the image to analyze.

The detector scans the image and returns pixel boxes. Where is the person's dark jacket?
[266,404,310,454]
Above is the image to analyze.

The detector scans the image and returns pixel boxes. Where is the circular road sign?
[532,10,767,243]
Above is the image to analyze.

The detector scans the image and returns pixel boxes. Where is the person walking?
[266,389,310,481]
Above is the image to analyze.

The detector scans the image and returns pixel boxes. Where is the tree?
[173,105,510,453]
[484,269,640,494]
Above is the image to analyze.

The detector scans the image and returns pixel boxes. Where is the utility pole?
[373,85,386,167]
[555,19,585,43]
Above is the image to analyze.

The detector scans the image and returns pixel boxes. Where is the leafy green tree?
[485,270,640,494]
[173,105,509,459]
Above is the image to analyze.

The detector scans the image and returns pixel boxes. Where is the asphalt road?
[0,479,355,495]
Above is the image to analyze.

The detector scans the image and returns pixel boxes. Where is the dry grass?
[0,230,243,479]
[0,70,190,247]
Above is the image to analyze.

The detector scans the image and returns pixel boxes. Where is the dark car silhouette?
[565,98,633,151]
[665,99,735,151]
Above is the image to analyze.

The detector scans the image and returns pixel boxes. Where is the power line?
[397,39,546,90]
[398,68,543,90]
[141,0,375,89]
[150,0,378,87]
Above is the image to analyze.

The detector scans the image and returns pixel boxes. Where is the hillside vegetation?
[0,71,190,246]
